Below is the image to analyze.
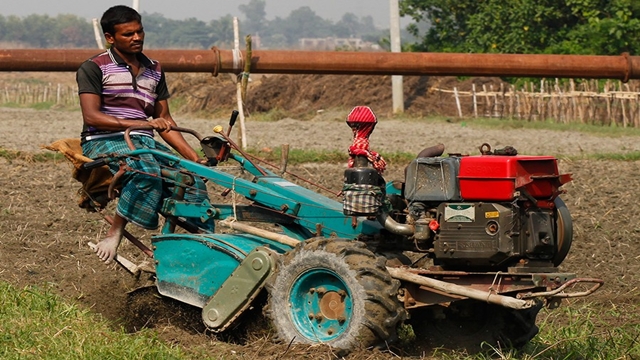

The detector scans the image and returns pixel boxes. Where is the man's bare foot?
[94,234,122,264]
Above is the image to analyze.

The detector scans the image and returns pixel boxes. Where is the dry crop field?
[0,72,639,359]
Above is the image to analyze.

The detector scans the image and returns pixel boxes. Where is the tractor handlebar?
[82,157,109,170]
[123,125,204,150]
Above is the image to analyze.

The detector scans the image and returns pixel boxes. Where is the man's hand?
[148,117,173,132]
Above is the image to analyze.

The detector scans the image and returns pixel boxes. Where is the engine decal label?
[485,211,500,219]
[444,204,475,222]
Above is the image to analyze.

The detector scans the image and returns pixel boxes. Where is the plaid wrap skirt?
[82,135,210,230]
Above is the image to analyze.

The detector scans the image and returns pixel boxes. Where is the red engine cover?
[458,155,571,201]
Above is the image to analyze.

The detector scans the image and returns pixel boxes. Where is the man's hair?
[100,5,142,36]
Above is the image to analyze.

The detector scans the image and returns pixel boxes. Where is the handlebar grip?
[82,157,109,170]
[229,110,239,127]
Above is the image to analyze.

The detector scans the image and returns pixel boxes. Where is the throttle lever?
[226,110,239,136]
[215,110,239,162]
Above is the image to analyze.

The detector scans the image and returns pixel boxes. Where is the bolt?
[316,287,327,295]
[308,313,314,320]
[207,309,219,322]
[309,288,315,294]
[249,189,257,197]
[315,313,324,322]
[327,329,334,335]
[251,258,264,271]
[337,316,346,324]
[337,290,347,298]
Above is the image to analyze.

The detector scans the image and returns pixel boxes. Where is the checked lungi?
[82,135,211,230]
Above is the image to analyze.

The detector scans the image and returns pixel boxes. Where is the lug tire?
[265,238,406,351]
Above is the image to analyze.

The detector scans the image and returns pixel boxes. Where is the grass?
[0,282,201,360]
[2,281,638,360]
[425,304,640,359]
[0,147,64,162]
[468,117,640,137]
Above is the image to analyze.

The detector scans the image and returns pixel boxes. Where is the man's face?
[105,21,145,55]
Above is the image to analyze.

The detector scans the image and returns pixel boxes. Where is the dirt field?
[1,86,639,357]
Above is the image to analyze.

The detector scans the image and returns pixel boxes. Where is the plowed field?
[0,72,639,359]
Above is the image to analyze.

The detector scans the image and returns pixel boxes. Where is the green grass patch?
[0,102,79,111]
[0,147,64,162]
[581,150,640,161]
[428,305,640,359]
[0,282,199,360]
[244,147,416,165]
[5,281,635,360]
[30,101,55,110]
[467,117,640,137]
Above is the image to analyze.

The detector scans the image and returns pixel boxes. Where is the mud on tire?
[265,238,406,351]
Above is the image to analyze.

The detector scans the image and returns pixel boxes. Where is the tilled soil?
[1,107,639,359]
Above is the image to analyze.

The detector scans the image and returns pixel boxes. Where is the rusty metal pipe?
[1,49,639,80]
[386,266,537,310]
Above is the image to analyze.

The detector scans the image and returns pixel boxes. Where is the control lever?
[216,110,239,162]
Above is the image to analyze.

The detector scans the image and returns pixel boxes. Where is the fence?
[436,79,640,127]
[2,79,640,128]
[0,82,79,107]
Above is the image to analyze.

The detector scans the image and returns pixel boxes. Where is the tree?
[170,18,212,48]
[400,0,640,55]
[209,15,235,47]
[278,7,333,45]
[238,0,267,35]
[335,13,360,38]
[53,14,94,48]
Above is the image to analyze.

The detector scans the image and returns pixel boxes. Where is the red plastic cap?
[347,106,377,124]
[429,219,440,232]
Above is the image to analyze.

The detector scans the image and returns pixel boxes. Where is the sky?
[1,0,404,29]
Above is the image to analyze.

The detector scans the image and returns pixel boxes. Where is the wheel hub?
[288,269,353,342]
[319,291,345,320]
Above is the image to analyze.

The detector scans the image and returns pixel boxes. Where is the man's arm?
[79,93,173,132]
[153,99,200,162]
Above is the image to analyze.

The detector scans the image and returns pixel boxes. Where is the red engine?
[401,152,573,271]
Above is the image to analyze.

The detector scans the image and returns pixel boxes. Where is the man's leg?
[94,213,128,264]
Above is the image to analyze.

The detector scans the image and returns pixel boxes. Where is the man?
[77,5,210,264]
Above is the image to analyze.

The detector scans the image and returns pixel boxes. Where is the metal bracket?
[201,248,276,332]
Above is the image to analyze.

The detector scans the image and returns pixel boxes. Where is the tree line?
[0,1,387,50]
[2,0,638,56]
[401,0,640,55]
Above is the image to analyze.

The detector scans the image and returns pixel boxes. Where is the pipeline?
[1,49,639,81]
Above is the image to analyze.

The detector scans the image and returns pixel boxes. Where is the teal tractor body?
[82,108,603,351]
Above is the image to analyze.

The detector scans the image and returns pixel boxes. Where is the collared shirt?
[76,47,170,142]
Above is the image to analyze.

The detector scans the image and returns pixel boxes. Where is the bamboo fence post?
[490,84,498,117]
[509,85,514,118]
[619,81,628,128]
[482,84,490,117]
[538,79,543,118]
[454,87,462,118]
[605,81,612,126]
[624,83,634,127]
[528,82,535,121]
[472,83,478,118]
[499,82,505,118]
[516,91,521,119]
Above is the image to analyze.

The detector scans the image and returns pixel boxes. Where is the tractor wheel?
[553,196,573,267]
[265,238,406,351]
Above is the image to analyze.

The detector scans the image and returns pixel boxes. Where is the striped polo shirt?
[76,47,170,142]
